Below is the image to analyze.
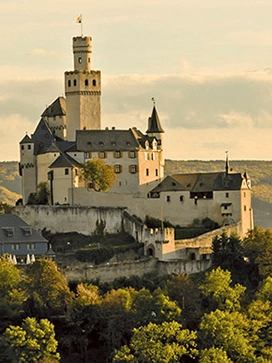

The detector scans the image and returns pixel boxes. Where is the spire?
[225,151,230,176]
[146,104,164,134]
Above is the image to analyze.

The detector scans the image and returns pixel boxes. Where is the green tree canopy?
[112,321,198,363]
[25,260,72,316]
[1,317,60,362]
[80,159,116,192]
[199,309,255,363]
[243,227,272,278]
[199,267,246,312]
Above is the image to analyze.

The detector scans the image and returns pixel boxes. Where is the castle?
[19,34,253,239]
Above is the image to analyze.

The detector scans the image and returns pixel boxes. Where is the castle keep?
[19,33,253,241]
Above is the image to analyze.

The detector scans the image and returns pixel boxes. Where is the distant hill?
[0,161,21,205]
[1,159,272,228]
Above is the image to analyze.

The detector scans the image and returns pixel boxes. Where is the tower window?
[167,195,171,202]
[92,79,96,86]
[74,79,77,86]
[226,192,229,198]
[146,169,149,176]
[180,195,184,202]
[88,58,91,63]
[68,80,71,87]
[65,168,69,175]
[78,57,82,63]
[21,145,24,150]
[28,145,31,150]
[85,79,89,86]
[155,169,158,176]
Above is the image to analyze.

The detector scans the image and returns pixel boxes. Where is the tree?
[199,347,233,363]
[27,182,49,205]
[112,321,198,363]
[164,274,202,329]
[0,256,27,331]
[199,309,256,363]
[0,202,14,214]
[25,260,72,316]
[199,267,246,312]
[1,317,60,362]
[80,159,116,192]
[243,227,272,278]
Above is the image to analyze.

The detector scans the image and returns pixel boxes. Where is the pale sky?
[1,0,272,161]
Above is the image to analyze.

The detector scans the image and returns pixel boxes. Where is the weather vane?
[76,14,83,37]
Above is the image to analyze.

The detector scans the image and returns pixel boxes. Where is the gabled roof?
[150,172,246,194]
[0,214,48,244]
[76,129,141,152]
[146,106,164,134]
[20,134,34,144]
[49,153,81,169]
[41,97,66,117]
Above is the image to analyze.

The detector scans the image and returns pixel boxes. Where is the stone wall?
[64,257,212,283]
[15,205,126,235]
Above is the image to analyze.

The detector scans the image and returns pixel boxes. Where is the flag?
[76,15,82,23]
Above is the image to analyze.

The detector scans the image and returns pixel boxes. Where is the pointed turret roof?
[41,97,66,117]
[20,134,33,144]
[146,106,164,134]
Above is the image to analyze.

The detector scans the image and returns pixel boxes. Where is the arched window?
[85,79,89,86]
[92,79,96,86]
[74,79,77,86]
[78,57,82,64]
[68,80,71,87]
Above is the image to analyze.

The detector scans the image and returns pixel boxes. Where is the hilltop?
[1,160,272,228]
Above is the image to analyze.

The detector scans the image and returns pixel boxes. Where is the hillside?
[0,161,21,205]
[1,160,272,228]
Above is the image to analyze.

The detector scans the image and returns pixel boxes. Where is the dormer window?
[2,227,14,237]
[145,140,149,149]
[21,226,32,236]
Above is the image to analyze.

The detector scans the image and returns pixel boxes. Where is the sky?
[1,0,272,161]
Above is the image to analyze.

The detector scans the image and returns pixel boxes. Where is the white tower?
[65,36,101,141]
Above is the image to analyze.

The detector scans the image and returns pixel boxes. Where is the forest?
[1,227,272,362]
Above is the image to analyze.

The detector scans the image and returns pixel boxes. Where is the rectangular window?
[99,152,106,159]
[129,165,137,174]
[155,169,158,177]
[129,151,136,158]
[114,151,122,158]
[146,168,149,176]
[65,168,69,175]
[21,145,24,150]
[244,192,246,198]
[167,195,171,202]
[11,244,15,250]
[244,205,247,211]
[226,192,229,198]
[28,145,31,150]
[16,244,20,250]
[115,165,122,174]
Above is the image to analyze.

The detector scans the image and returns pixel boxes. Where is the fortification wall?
[15,206,126,235]
[64,257,212,283]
